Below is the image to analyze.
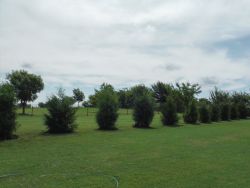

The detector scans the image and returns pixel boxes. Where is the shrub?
[199,104,211,123]
[161,97,178,126]
[238,102,248,119]
[230,104,239,120]
[0,83,17,140]
[210,104,221,122]
[45,89,77,133]
[220,103,231,121]
[133,94,154,128]
[96,88,119,130]
[183,100,198,124]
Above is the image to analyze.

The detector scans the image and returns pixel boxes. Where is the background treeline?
[1,70,250,140]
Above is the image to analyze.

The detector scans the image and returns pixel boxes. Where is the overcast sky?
[1,0,250,103]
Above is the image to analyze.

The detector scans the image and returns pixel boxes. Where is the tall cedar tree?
[0,83,17,140]
[96,87,119,130]
[161,97,178,126]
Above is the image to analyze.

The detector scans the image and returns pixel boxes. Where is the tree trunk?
[22,102,26,115]
[78,102,79,108]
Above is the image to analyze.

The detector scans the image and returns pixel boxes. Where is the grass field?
[1,108,250,188]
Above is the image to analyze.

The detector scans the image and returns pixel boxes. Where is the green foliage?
[38,102,46,108]
[152,82,173,104]
[73,88,85,107]
[238,102,248,119]
[7,70,44,114]
[0,83,17,140]
[171,89,185,113]
[160,97,178,126]
[130,85,152,105]
[117,88,133,109]
[45,89,77,133]
[96,86,119,130]
[230,104,239,120]
[199,104,211,123]
[183,100,198,124]
[176,82,201,108]
[88,94,97,107]
[210,104,221,122]
[220,103,231,121]
[133,94,154,128]
[210,87,230,105]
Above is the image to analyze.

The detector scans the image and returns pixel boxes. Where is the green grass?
[1,108,250,188]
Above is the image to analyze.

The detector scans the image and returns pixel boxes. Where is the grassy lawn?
[1,108,250,188]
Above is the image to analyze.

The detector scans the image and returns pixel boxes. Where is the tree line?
[0,70,250,140]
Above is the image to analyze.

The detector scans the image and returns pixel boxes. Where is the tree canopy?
[7,70,44,114]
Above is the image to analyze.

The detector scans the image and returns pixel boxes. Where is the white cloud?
[1,0,250,101]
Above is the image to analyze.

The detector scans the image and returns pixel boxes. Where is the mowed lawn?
[1,108,250,188]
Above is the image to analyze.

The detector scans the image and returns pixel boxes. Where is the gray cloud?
[1,0,250,101]
[201,77,219,86]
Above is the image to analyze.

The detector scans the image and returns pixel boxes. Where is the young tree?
[96,85,119,130]
[161,97,178,126]
[230,103,239,120]
[130,84,152,105]
[152,82,173,104]
[238,102,248,119]
[176,82,201,109]
[199,104,211,123]
[210,104,221,122]
[210,87,230,105]
[183,100,198,124]
[45,89,77,133]
[133,94,154,128]
[220,103,231,121]
[7,70,44,114]
[0,83,17,140]
[73,88,85,107]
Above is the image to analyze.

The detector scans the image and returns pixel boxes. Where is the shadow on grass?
[41,131,79,136]
[96,127,119,132]
[133,126,156,130]
[0,134,19,141]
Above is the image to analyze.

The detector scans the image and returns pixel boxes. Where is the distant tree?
[88,94,97,107]
[210,104,221,122]
[0,83,17,140]
[231,92,249,105]
[96,86,119,130]
[210,87,230,105]
[38,102,46,108]
[133,93,154,128]
[183,100,198,124]
[231,92,249,119]
[89,83,115,107]
[176,82,201,108]
[7,70,44,114]
[199,104,211,123]
[45,89,77,133]
[238,102,248,119]
[82,101,91,107]
[152,82,173,104]
[171,88,185,113]
[73,88,85,107]
[220,103,231,121]
[230,103,239,120]
[117,88,133,114]
[198,98,211,106]
[161,97,178,126]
